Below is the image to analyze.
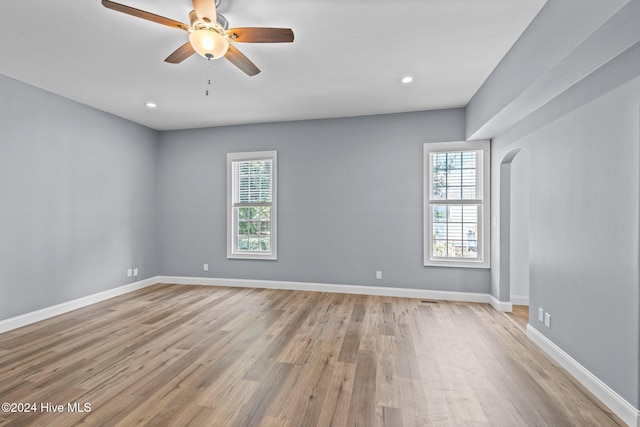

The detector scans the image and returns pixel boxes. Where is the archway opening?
[500,148,530,327]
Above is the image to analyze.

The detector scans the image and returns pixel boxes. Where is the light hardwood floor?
[0,284,624,426]
[504,305,529,332]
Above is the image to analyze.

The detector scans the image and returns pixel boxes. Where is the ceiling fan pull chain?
[205,58,212,96]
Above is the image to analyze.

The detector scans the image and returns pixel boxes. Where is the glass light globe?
[189,29,229,60]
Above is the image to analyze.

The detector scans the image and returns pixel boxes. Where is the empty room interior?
[1,0,640,426]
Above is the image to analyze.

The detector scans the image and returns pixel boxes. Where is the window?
[424,141,489,268]
[227,151,277,260]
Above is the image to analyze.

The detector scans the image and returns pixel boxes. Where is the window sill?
[424,260,490,269]
[228,253,277,261]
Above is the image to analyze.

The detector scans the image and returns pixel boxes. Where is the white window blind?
[233,160,273,205]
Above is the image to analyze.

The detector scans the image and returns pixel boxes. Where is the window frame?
[423,140,490,268]
[227,150,277,260]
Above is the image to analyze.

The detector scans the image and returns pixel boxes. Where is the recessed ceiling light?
[401,76,413,84]
[145,102,157,108]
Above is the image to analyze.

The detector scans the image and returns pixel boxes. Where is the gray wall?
[0,75,159,321]
[507,149,530,305]
[158,109,490,293]
[492,50,640,407]
[475,1,640,407]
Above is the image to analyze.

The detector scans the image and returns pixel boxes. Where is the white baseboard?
[490,295,513,312]
[156,275,511,309]
[0,277,157,334]
[527,325,640,427]
[510,295,529,306]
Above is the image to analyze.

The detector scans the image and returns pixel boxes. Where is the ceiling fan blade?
[226,27,294,43]
[102,0,190,31]
[165,42,196,64]
[225,45,260,76]
[192,0,217,25]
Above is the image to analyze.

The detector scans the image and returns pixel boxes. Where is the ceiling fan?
[101,0,294,76]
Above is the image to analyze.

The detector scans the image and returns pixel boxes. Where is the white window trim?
[227,150,277,260]
[423,140,490,268]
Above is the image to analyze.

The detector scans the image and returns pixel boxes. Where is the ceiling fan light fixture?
[189,29,229,60]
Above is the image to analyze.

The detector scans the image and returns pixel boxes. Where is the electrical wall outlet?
[204,263,209,272]
[127,269,132,277]
[538,307,544,322]
[376,271,382,280]
[544,312,551,328]
[133,268,138,277]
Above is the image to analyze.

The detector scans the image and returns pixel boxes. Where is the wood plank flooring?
[0,284,624,426]
[504,305,529,332]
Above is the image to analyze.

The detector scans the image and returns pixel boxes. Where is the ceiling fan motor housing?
[188,9,228,30]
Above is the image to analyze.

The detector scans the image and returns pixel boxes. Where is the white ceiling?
[0,0,546,131]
